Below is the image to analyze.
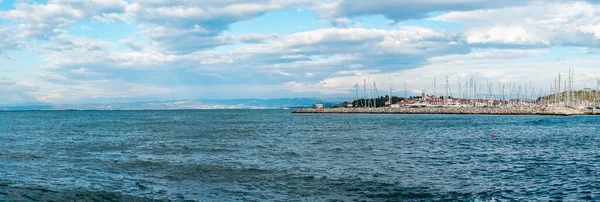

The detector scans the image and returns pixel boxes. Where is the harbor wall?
[293,107,590,116]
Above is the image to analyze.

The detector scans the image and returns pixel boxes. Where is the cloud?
[432,1,600,47]
[281,48,600,97]
[427,49,546,65]
[234,27,468,78]
[266,69,294,76]
[126,0,313,29]
[24,24,469,103]
[38,26,463,83]
[138,26,279,54]
[119,39,144,51]
[316,0,526,23]
[126,0,313,53]
[0,0,127,39]
[4,0,600,103]
[240,27,461,55]
[0,27,25,59]
[464,26,547,45]
[0,77,39,104]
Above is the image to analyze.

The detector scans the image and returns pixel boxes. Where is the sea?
[1,110,599,201]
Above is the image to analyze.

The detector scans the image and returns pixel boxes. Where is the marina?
[298,68,600,115]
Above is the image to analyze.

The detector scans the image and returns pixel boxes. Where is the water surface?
[1,110,599,201]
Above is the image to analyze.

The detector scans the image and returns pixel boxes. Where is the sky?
[1,0,600,104]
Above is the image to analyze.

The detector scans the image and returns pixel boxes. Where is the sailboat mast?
[568,68,572,107]
[468,78,471,106]
[538,87,543,105]
[373,82,378,108]
[388,71,393,106]
[597,79,599,107]
[565,81,568,107]
[445,76,449,106]
[364,78,367,108]
[502,84,506,106]
[488,83,493,106]
[486,80,490,106]
[404,81,407,99]
[517,85,522,107]
[572,68,575,106]
[355,82,359,107]
[389,85,392,106]
[434,76,436,104]
[525,82,528,105]
[458,79,462,101]
[474,82,478,106]
[558,73,561,106]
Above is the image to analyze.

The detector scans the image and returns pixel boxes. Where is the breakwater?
[293,107,593,116]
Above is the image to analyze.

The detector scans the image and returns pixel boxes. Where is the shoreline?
[293,107,598,116]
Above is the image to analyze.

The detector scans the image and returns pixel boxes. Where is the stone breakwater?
[293,107,590,116]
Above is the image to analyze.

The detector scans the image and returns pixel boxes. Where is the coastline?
[292,107,598,116]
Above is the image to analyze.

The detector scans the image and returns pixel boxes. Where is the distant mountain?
[198,98,328,108]
[0,105,55,111]
[0,98,337,110]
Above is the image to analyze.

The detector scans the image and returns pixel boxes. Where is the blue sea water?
[1,110,600,201]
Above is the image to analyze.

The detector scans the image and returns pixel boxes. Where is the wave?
[0,183,168,202]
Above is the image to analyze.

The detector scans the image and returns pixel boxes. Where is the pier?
[293,107,596,116]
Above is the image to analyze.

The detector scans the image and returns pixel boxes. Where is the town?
[302,69,600,115]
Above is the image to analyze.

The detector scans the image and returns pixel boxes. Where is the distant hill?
[0,105,55,111]
[0,98,336,110]
[538,90,599,102]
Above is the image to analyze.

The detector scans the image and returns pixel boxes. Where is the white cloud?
[125,0,313,53]
[579,24,600,38]
[3,0,600,103]
[126,0,313,27]
[267,69,294,76]
[235,27,466,70]
[427,49,545,64]
[432,1,600,47]
[0,27,25,59]
[0,0,128,39]
[0,77,39,104]
[281,48,600,97]
[335,70,380,76]
[464,26,547,45]
[36,26,463,86]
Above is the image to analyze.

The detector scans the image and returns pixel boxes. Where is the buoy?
[492,134,496,139]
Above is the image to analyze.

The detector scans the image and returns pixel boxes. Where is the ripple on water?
[1,111,600,201]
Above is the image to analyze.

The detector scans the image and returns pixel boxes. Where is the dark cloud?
[331,0,526,22]
[0,28,24,59]
[120,39,144,51]
[126,0,310,53]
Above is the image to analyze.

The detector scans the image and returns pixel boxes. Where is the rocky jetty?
[293,107,588,116]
